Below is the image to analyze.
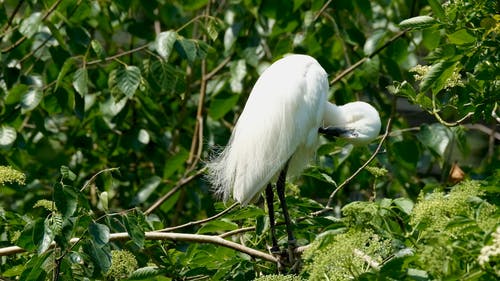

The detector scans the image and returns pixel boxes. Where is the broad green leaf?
[21,88,42,112]
[55,58,75,91]
[399,16,436,29]
[129,266,162,279]
[124,213,145,248]
[417,123,452,158]
[116,65,141,98]
[419,61,456,93]
[91,39,106,59]
[197,219,238,234]
[73,68,88,97]
[205,19,220,41]
[0,125,17,149]
[54,183,78,219]
[60,165,77,181]
[393,198,414,215]
[447,29,475,45]
[209,95,239,120]
[38,216,56,254]
[163,149,189,178]
[89,223,110,246]
[175,38,211,63]
[155,30,177,60]
[19,12,42,38]
[86,242,112,272]
[427,0,445,21]
[19,252,50,281]
[6,84,29,105]
[131,176,162,205]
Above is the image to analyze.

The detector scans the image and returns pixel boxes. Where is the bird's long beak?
[318,126,357,139]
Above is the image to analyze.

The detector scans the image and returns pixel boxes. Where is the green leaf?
[209,95,239,120]
[427,0,445,21]
[73,68,89,97]
[38,216,56,254]
[447,29,476,45]
[19,12,42,38]
[6,84,29,105]
[54,183,78,219]
[0,125,17,149]
[393,198,414,215]
[129,266,162,280]
[131,176,162,205]
[124,213,145,248]
[417,123,452,158]
[91,39,106,59]
[19,252,50,281]
[55,58,75,91]
[155,30,177,60]
[86,242,112,272]
[197,220,238,234]
[60,165,77,181]
[163,149,189,178]
[89,223,110,246]
[20,88,42,113]
[399,16,436,29]
[419,61,456,93]
[116,65,141,98]
[175,38,211,63]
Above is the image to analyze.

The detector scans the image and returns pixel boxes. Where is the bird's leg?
[276,163,297,266]
[265,183,280,254]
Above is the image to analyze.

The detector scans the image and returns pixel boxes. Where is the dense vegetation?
[1,0,498,280]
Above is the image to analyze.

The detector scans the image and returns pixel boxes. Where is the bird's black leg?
[265,183,280,254]
[276,163,297,265]
[318,126,357,140]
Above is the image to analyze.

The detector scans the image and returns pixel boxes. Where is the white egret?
[207,54,381,261]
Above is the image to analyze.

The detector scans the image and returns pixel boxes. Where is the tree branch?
[0,232,277,263]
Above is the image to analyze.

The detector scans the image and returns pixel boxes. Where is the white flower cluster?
[478,226,500,275]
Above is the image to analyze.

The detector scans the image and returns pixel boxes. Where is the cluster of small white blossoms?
[478,226,500,272]
[410,64,464,89]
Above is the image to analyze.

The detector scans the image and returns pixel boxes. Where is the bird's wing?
[208,55,328,205]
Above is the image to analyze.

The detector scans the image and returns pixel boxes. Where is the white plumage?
[207,54,381,206]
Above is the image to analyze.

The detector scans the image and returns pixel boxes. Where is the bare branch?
[0,232,277,263]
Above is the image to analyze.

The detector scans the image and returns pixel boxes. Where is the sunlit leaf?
[197,220,238,234]
[417,123,452,158]
[19,12,42,38]
[399,16,437,29]
[55,58,75,91]
[0,126,17,149]
[116,65,141,98]
[419,61,456,93]
[91,39,106,59]
[73,68,88,97]
[427,0,445,21]
[447,29,476,45]
[155,30,177,60]
[129,266,162,279]
[131,176,162,205]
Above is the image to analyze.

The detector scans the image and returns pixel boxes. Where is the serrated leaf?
[175,38,210,63]
[55,58,75,91]
[399,16,436,29]
[205,19,219,41]
[0,125,17,149]
[19,12,42,38]
[116,65,141,98]
[20,88,42,113]
[427,0,445,21]
[54,183,78,219]
[124,213,145,248]
[129,266,162,280]
[447,29,475,45]
[155,30,177,60]
[419,61,456,93]
[73,68,88,97]
[91,39,105,59]
[89,223,110,246]
[393,198,414,215]
[60,165,77,181]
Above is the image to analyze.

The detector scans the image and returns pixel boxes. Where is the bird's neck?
[323,102,347,127]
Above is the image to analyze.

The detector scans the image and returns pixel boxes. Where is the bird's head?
[320,101,381,145]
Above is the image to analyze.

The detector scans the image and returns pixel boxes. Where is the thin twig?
[144,167,206,215]
[312,118,392,216]
[86,44,149,65]
[159,202,238,232]
[80,168,120,192]
[329,30,408,85]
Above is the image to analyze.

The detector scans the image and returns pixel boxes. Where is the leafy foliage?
[0,0,498,280]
